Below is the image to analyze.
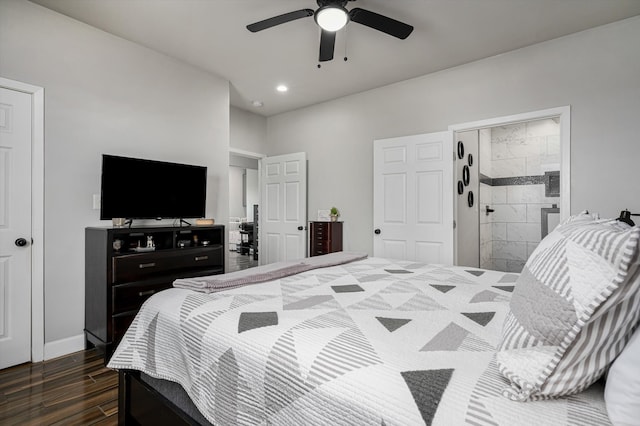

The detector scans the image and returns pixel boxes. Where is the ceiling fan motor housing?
[317,0,350,7]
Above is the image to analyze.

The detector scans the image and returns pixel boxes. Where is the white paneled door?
[373,132,454,264]
[260,152,307,264]
[0,87,32,369]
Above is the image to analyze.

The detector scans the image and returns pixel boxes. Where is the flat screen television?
[100,154,207,220]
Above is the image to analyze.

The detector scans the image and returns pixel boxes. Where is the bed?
[110,211,640,425]
[108,252,622,425]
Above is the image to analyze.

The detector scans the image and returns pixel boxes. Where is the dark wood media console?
[85,224,225,364]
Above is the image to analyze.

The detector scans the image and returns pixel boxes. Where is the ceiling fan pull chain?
[344,24,348,61]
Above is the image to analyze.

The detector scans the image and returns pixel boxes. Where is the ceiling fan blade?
[247,9,314,32]
[319,30,336,62]
[348,8,413,40]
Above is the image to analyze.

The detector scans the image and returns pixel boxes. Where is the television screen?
[100,155,207,220]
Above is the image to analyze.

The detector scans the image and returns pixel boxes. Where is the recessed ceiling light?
[252,100,264,107]
[276,84,288,93]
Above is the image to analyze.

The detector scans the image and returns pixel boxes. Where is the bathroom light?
[315,6,349,32]
[276,84,288,93]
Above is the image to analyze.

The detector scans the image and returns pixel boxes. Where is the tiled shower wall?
[480,119,560,272]
[479,129,493,270]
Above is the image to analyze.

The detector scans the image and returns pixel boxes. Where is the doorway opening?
[229,150,262,272]
[450,106,570,272]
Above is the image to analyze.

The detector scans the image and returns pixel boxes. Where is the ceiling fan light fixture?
[315,6,348,32]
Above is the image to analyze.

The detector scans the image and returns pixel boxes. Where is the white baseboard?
[43,333,86,360]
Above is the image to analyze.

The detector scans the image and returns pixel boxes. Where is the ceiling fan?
[246,0,414,62]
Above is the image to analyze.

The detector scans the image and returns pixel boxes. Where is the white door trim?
[0,76,44,363]
[449,106,571,222]
[229,147,266,159]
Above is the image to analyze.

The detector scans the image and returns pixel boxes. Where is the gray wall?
[230,106,267,154]
[0,0,230,344]
[229,166,246,219]
[266,16,640,255]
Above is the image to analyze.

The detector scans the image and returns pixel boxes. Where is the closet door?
[0,87,32,369]
[373,131,453,264]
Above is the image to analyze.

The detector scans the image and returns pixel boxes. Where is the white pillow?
[605,326,640,426]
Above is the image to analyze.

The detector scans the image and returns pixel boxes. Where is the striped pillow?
[496,216,640,401]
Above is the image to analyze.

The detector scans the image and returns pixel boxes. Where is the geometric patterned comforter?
[107,257,610,425]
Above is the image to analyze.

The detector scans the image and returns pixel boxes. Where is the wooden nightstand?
[309,221,343,256]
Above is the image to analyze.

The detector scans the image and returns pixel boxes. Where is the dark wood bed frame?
[118,370,203,425]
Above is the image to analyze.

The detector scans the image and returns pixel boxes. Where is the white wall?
[0,0,230,347]
[266,16,640,254]
[246,169,259,223]
[229,106,264,224]
[230,106,267,154]
[229,166,245,219]
[228,166,258,221]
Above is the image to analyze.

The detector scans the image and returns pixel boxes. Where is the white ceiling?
[30,0,640,117]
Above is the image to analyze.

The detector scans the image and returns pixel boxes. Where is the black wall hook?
[617,209,640,226]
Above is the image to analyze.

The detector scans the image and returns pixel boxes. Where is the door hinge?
[453,220,457,229]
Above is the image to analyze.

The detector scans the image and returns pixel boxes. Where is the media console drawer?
[112,246,222,283]
[112,281,173,314]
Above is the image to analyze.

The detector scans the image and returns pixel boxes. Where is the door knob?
[297,226,304,231]
[374,229,381,235]
[485,205,495,216]
[15,238,28,247]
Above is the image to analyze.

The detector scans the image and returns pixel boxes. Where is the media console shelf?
[85,224,225,363]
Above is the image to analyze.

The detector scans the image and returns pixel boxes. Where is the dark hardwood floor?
[0,349,117,425]
[1,255,255,425]
[227,249,258,272]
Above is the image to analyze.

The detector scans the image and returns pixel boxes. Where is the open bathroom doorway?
[450,107,570,272]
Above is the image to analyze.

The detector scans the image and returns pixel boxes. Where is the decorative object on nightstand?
[310,221,343,256]
[330,206,340,222]
[317,209,331,221]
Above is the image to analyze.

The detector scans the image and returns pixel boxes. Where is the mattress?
[108,257,610,425]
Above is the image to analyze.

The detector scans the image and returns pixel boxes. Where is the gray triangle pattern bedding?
[108,257,610,425]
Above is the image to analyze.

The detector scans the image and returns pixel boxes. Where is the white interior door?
[373,131,454,264]
[0,87,33,369]
[260,152,307,264]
